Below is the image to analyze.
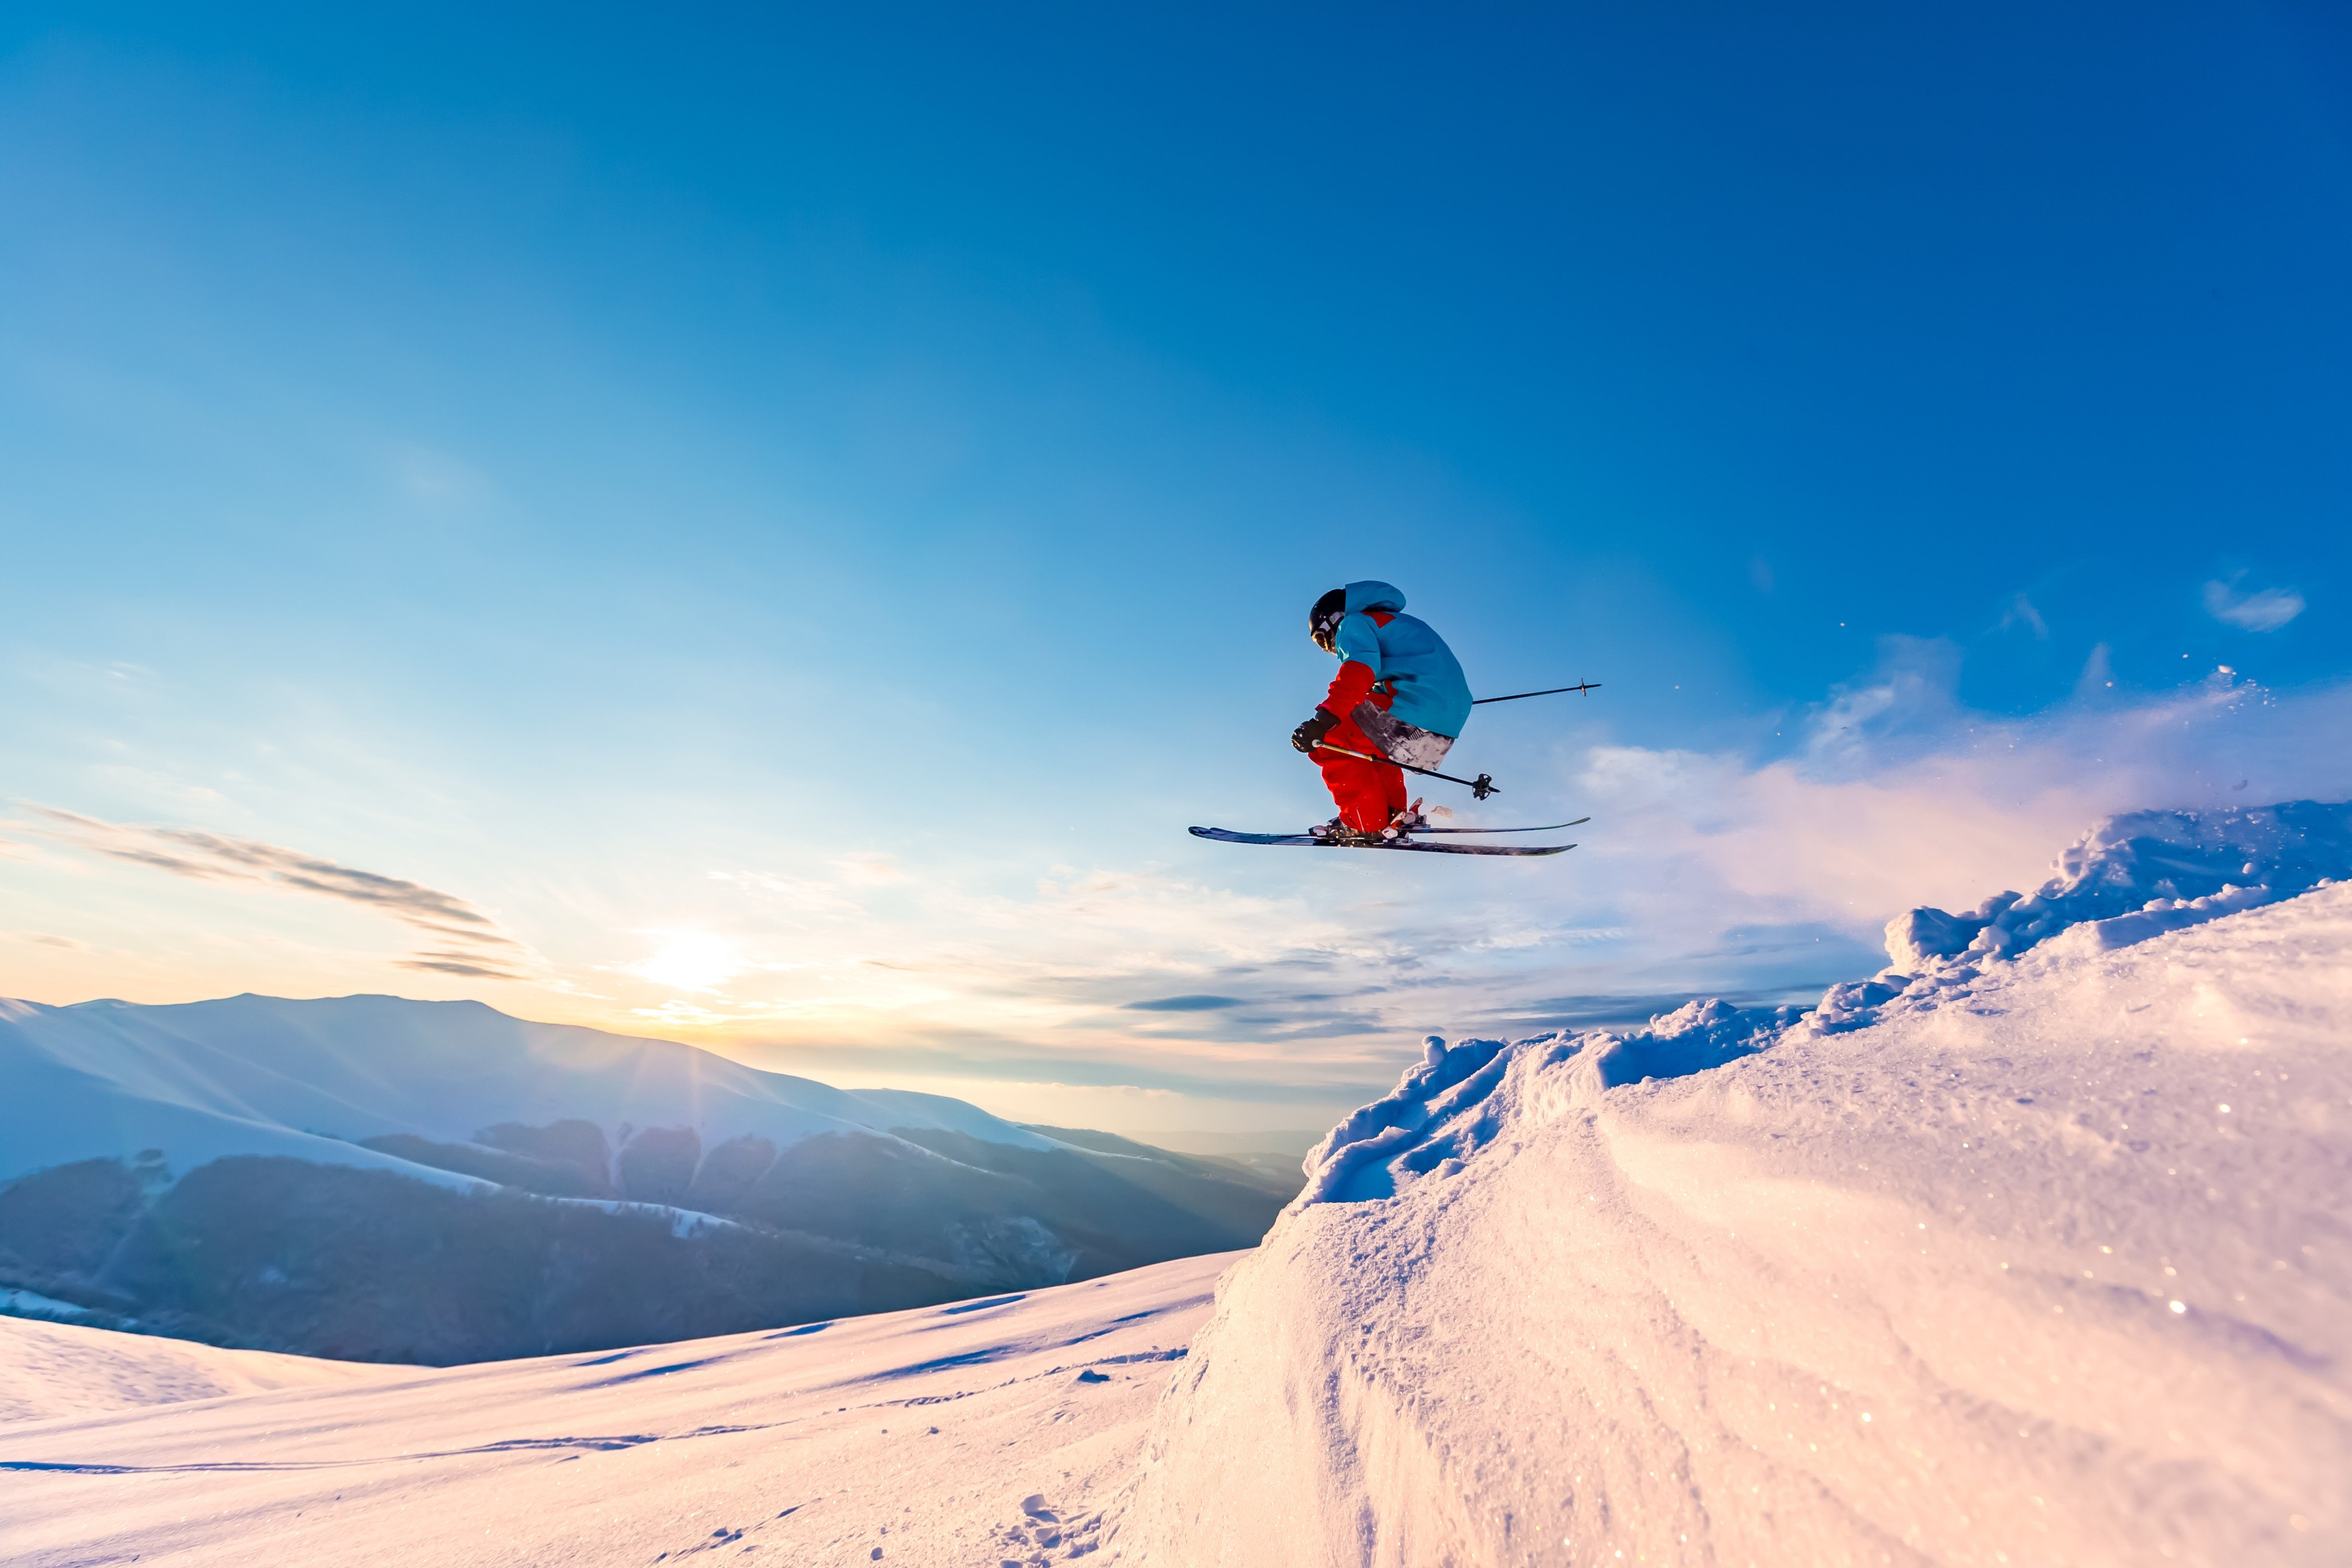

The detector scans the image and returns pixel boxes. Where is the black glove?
[1291,709,1340,755]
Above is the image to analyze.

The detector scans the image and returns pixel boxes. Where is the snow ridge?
[1835,799,2352,1036]
[1300,799,2350,1207]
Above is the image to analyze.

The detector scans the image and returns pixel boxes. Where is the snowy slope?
[0,993,1062,1187]
[1121,805,2352,1567]
[0,1311,394,1426]
[0,1251,1233,1567]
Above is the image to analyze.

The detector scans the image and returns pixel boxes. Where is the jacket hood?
[1344,580,1406,615]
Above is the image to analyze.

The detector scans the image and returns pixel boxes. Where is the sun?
[632,931,747,993]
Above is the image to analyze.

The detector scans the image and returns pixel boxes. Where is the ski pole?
[1312,740,1501,800]
[1471,681,1601,705]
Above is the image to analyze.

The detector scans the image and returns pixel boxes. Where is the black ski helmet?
[1309,587,1347,652]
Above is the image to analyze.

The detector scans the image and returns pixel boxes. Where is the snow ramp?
[1117,804,2352,1567]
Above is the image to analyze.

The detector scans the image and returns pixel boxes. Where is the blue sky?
[4,3,2349,1134]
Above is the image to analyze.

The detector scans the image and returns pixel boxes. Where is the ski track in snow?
[0,1252,1238,1568]
[1120,804,2352,1567]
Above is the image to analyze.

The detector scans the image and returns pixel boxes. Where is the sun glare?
[633,931,746,993]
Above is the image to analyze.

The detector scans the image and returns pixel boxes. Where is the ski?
[1409,816,1589,835]
[1189,827,1574,856]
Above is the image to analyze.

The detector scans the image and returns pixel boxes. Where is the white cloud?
[2203,577,2305,632]
[1801,636,1962,767]
[1568,669,2352,941]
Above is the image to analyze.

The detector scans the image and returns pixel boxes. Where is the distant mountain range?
[0,994,1295,1364]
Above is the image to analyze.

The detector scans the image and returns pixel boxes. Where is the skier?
[1291,581,1473,842]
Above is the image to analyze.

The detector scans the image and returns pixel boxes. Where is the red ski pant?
[1316,710,1409,832]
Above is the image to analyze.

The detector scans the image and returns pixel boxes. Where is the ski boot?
[1381,798,1431,840]
[1308,816,1386,847]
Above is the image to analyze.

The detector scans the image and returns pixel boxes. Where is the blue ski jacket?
[1323,581,1473,738]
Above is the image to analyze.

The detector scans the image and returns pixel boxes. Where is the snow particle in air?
[2169,1300,2187,1314]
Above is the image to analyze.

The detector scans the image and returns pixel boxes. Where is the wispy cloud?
[1801,636,1962,766]
[2203,576,2305,632]
[6,931,85,951]
[2073,642,2115,698]
[27,808,536,980]
[401,955,524,979]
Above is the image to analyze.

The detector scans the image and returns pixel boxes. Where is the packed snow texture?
[0,992,1067,1190]
[0,1313,388,1426]
[1121,803,2352,1566]
[0,1252,1236,1567]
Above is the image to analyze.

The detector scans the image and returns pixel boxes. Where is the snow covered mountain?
[0,992,1064,1188]
[1121,801,2352,1566]
[0,997,1292,1363]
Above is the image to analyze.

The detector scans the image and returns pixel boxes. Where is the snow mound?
[1122,805,2352,1566]
[0,1312,394,1425]
[1297,799,2350,1208]
[1845,799,2352,1037]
